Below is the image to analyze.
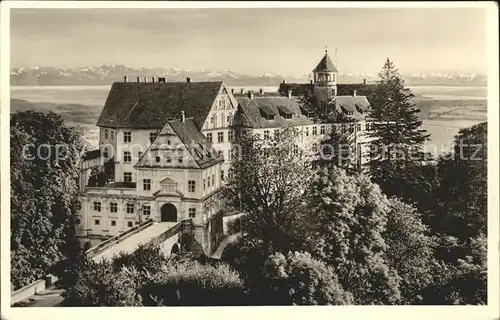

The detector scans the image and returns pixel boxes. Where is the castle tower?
[313,49,338,110]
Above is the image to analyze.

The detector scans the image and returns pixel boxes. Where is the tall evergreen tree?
[366,58,431,200]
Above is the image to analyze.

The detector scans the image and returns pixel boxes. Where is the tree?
[435,122,487,240]
[315,124,358,173]
[10,111,85,289]
[308,167,401,304]
[262,251,353,305]
[384,198,436,304]
[366,58,431,203]
[222,126,314,254]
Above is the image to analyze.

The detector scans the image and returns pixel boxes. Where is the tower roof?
[313,51,338,73]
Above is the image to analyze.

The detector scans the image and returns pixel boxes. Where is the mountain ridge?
[11,65,487,87]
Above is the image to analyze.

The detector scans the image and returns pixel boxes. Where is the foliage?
[384,198,435,304]
[111,245,168,274]
[315,125,359,174]
[62,256,143,306]
[308,167,401,304]
[262,251,353,305]
[435,122,487,240]
[10,110,85,290]
[366,58,432,203]
[222,126,314,254]
[140,258,246,306]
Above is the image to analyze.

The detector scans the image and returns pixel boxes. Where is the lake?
[10,85,487,154]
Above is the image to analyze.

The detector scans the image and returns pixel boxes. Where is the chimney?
[248,91,254,100]
[231,88,234,94]
[287,90,292,99]
[152,77,155,83]
[363,79,367,84]
[353,90,357,97]
[282,80,287,84]
[124,76,127,83]
[158,77,166,83]
[240,88,244,94]
[259,88,263,95]
[310,80,313,84]
[144,77,147,83]
[181,110,185,123]
[136,76,140,83]
[186,77,191,83]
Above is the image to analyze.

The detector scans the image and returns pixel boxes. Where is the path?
[13,288,65,307]
[211,233,241,259]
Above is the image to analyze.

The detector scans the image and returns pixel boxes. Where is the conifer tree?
[366,58,431,199]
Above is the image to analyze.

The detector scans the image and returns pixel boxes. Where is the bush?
[140,259,246,306]
[262,251,353,305]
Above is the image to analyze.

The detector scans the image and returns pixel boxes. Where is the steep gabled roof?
[134,118,222,170]
[313,52,338,73]
[96,81,223,129]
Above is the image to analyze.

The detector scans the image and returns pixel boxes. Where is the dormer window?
[259,106,277,121]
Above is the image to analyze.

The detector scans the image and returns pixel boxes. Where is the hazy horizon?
[11,7,488,76]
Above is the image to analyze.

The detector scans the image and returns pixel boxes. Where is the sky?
[10,7,488,76]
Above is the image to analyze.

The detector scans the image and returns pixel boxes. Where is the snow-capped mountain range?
[10,65,487,87]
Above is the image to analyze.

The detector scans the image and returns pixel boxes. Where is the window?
[94,219,100,226]
[156,155,161,163]
[221,170,225,181]
[211,114,217,128]
[189,208,196,218]
[305,127,309,137]
[124,151,132,163]
[188,180,195,192]
[207,176,211,187]
[104,129,109,140]
[110,130,115,140]
[285,114,293,119]
[127,221,133,228]
[111,220,116,227]
[226,115,230,125]
[75,201,82,212]
[93,201,101,212]
[110,202,118,213]
[219,99,223,108]
[103,147,109,159]
[274,129,279,138]
[264,130,270,140]
[207,133,213,143]
[75,218,81,225]
[143,179,151,191]
[218,150,223,159]
[203,178,206,190]
[293,145,299,156]
[264,115,275,121]
[138,151,143,159]
[166,155,172,163]
[228,131,234,142]
[218,132,224,143]
[124,132,131,143]
[320,125,325,135]
[312,126,318,135]
[143,205,151,216]
[123,172,132,182]
[150,132,158,143]
[357,123,362,131]
[126,203,135,214]
[178,156,184,164]
[211,174,215,186]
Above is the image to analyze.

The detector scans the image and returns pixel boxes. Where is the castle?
[75,50,373,254]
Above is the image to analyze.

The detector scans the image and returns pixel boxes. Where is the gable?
[202,83,239,130]
[135,118,223,170]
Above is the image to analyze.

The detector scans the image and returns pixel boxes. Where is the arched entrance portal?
[161,203,177,222]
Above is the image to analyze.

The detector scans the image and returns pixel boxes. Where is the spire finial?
[325,45,328,54]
